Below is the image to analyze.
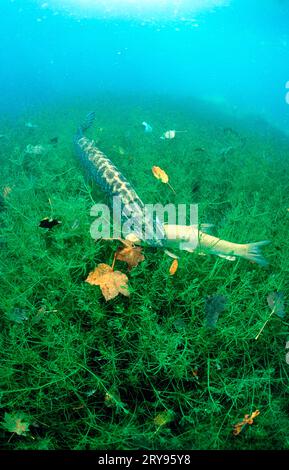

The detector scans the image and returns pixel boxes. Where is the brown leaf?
[115,245,145,270]
[169,259,178,275]
[233,410,260,436]
[85,263,130,301]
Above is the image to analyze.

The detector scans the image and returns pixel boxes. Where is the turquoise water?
[1,0,289,131]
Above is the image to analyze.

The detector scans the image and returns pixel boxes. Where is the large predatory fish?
[74,112,165,247]
[74,113,270,266]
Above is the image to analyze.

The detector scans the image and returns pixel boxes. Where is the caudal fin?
[246,240,271,267]
[81,111,96,133]
[75,111,96,140]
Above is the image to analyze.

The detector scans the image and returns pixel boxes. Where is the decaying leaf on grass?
[115,243,145,271]
[233,410,260,436]
[152,165,176,193]
[169,259,178,275]
[153,410,174,427]
[6,307,28,323]
[2,412,30,436]
[267,291,285,318]
[2,186,12,198]
[204,294,227,328]
[85,263,130,301]
[255,291,285,340]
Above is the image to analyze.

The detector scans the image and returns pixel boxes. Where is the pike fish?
[75,113,270,267]
[74,112,165,247]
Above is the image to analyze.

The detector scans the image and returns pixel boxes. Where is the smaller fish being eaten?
[163,224,270,266]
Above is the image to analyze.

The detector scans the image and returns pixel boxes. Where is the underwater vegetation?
[1,94,289,450]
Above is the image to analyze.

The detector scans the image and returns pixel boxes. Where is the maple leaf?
[3,412,30,436]
[115,245,145,270]
[85,263,130,301]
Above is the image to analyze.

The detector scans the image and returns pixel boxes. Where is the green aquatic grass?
[0,94,289,450]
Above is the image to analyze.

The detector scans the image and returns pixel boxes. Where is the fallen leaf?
[3,413,30,436]
[6,307,28,323]
[267,291,285,318]
[154,411,174,427]
[169,259,178,275]
[152,166,176,194]
[104,392,116,407]
[85,263,130,301]
[115,245,145,270]
[205,294,227,328]
[233,410,260,436]
[192,369,199,380]
[2,186,12,198]
[255,292,285,340]
[152,166,169,183]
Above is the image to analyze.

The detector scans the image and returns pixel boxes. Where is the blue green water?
[1,0,289,132]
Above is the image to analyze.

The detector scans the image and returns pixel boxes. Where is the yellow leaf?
[153,411,173,427]
[2,186,12,198]
[152,166,169,184]
[169,259,178,275]
[152,166,175,193]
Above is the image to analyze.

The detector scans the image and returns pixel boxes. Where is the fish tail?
[75,111,96,139]
[245,240,271,266]
[81,111,96,133]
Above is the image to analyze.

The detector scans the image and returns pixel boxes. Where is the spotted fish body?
[75,113,165,246]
